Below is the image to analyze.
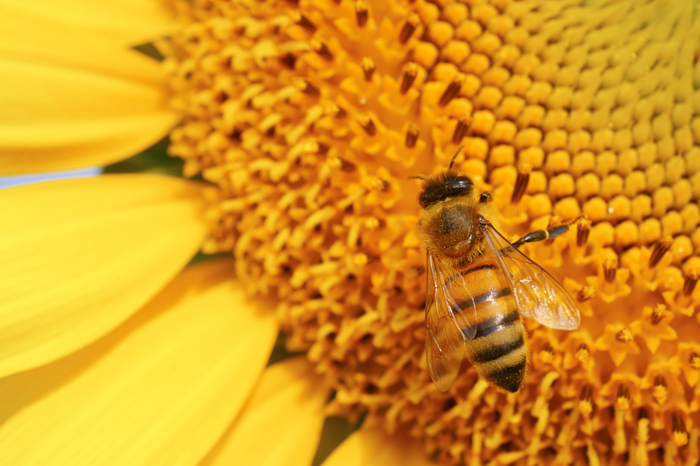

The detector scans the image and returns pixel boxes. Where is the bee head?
[419,170,474,209]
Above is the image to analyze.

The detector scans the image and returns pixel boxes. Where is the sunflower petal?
[323,427,430,466]
[0,6,178,175]
[2,0,177,45]
[202,357,328,466]
[0,259,278,465]
[0,174,207,377]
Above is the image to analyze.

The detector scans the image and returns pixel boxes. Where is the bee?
[416,153,580,392]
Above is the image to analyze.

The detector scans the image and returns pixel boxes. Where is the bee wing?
[480,221,580,330]
[425,252,477,392]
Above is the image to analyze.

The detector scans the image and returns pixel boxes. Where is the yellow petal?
[0,260,278,466]
[323,427,430,466]
[3,0,177,45]
[202,357,328,466]
[0,174,207,377]
[0,6,178,175]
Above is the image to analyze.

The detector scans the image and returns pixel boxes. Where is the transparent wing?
[480,220,580,330]
[425,252,478,392]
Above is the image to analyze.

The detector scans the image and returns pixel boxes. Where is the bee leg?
[479,192,491,204]
[511,224,570,249]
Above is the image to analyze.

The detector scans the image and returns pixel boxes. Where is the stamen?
[649,236,672,268]
[439,75,465,106]
[452,114,472,144]
[400,63,418,94]
[603,258,618,283]
[357,115,377,136]
[339,159,356,172]
[399,15,419,44]
[303,80,320,96]
[279,53,297,69]
[576,217,591,247]
[653,375,667,404]
[312,40,334,61]
[361,57,376,81]
[616,384,630,411]
[672,411,688,447]
[575,344,590,363]
[577,286,595,302]
[683,269,699,296]
[294,12,316,32]
[639,408,649,420]
[540,343,554,363]
[326,104,347,119]
[317,143,329,155]
[650,304,667,325]
[511,163,531,204]
[405,124,419,148]
[355,1,368,27]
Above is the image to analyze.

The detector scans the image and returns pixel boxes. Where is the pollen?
[164,0,700,464]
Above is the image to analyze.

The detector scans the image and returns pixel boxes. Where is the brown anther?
[690,352,700,370]
[649,236,673,268]
[439,75,465,107]
[303,80,320,97]
[603,258,618,283]
[399,15,419,44]
[580,385,593,401]
[452,114,472,144]
[405,124,420,148]
[672,411,689,447]
[650,304,667,325]
[295,13,316,32]
[400,63,418,94]
[215,91,228,104]
[317,143,329,155]
[355,1,368,27]
[511,163,532,204]
[653,375,667,404]
[576,218,591,247]
[330,105,347,119]
[357,115,376,136]
[616,384,631,411]
[575,344,590,363]
[339,159,356,172]
[312,40,334,61]
[616,327,633,343]
[577,286,596,302]
[279,53,297,69]
[361,57,375,81]
[683,268,699,296]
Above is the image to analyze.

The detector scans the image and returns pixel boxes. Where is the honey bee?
[416,154,580,392]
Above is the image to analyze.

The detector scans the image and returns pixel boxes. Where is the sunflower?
[2,0,700,464]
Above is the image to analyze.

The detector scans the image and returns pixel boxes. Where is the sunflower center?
[163,0,700,463]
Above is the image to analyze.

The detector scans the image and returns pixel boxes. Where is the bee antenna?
[408,175,426,180]
[448,145,465,169]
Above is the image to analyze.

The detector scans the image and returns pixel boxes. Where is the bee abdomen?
[465,311,527,393]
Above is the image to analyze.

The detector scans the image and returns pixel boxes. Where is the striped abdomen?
[453,261,528,392]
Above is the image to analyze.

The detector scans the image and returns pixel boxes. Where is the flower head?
[165,0,700,462]
[2,0,700,464]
